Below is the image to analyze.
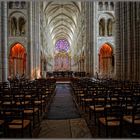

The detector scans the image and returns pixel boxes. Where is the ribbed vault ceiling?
[43,1,81,47]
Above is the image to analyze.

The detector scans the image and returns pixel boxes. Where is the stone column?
[88,2,91,75]
[86,2,90,74]
[132,2,136,81]
[105,19,108,37]
[84,11,87,73]
[90,2,94,76]
[103,2,105,11]
[37,2,41,78]
[93,2,98,76]
[1,2,8,82]
[115,2,140,81]
[0,2,2,81]
[126,2,130,80]
[115,2,122,80]
[34,1,40,78]
[32,1,36,78]
[134,2,140,82]
[108,2,111,11]
[136,3,140,81]
[28,1,34,79]
[79,61,81,72]
[123,2,127,80]
[89,2,92,76]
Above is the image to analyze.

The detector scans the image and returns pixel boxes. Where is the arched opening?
[10,17,17,36]
[99,43,114,77]
[105,2,108,10]
[21,2,26,9]
[98,2,103,11]
[110,2,114,10]
[9,13,26,37]
[9,43,26,78]
[99,19,105,36]
[107,19,113,36]
[18,17,26,36]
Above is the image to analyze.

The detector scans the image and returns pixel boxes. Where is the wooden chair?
[14,87,40,129]
[81,90,93,112]
[98,105,123,137]
[4,108,32,138]
[123,96,140,137]
[23,98,40,128]
[0,110,5,138]
[89,88,108,126]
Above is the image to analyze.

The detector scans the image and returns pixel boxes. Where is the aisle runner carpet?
[47,84,80,119]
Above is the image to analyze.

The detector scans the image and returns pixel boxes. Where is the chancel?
[0,0,140,138]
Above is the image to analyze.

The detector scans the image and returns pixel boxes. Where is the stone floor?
[38,118,92,138]
[36,83,93,138]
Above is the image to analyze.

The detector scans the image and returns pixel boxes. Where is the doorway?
[9,43,26,78]
[99,43,114,77]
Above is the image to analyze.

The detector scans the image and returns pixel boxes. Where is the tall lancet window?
[99,18,105,36]
[107,19,113,36]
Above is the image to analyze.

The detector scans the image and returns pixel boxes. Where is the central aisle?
[47,83,80,119]
[38,83,92,138]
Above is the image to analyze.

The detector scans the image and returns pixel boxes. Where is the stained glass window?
[55,39,69,52]
[54,53,70,71]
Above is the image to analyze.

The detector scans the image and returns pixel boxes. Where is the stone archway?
[99,43,114,77]
[9,43,26,78]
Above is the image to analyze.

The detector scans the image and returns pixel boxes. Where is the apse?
[54,39,71,71]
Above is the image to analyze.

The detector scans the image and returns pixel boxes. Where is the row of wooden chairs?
[71,78,140,138]
[0,78,56,138]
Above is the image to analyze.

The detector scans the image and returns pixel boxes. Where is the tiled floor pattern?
[38,118,92,138]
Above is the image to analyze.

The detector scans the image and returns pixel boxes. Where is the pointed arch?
[98,2,103,10]
[9,11,26,36]
[99,43,114,76]
[18,17,26,36]
[99,18,105,36]
[107,18,113,36]
[105,2,109,10]
[110,2,114,10]
[10,17,17,36]
[9,43,26,78]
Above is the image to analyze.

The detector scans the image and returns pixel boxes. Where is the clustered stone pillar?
[115,2,140,81]
[27,1,33,79]
[0,2,2,81]
[93,2,98,76]
[34,1,41,78]
[85,2,90,74]
[1,2,8,82]
[32,1,36,78]
[85,1,96,77]
[89,2,94,76]
[37,1,41,78]
[28,1,41,79]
